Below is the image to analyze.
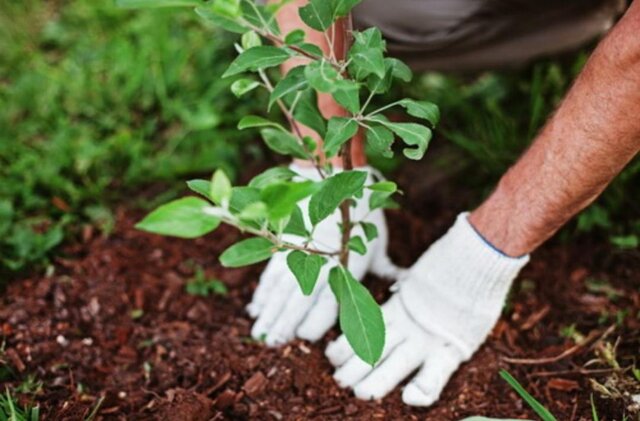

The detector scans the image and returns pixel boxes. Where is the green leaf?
[332,80,360,114]
[304,62,360,112]
[238,115,286,131]
[241,30,262,49]
[374,119,432,160]
[229,186,261,213]
[298,0,334,31]
[499,370,557,421]
[324,117,359,158]
[387,58,412,82]
[369,191,397,211]
[261,181,320,221]
[297,43,324,57]
[269,66,308,110]
[231,79,261,98]
[309,171,367,225]
[195,5,245,33]
[238,201,268,221]
[329,267,384,365]
[241,0,280,34]
[187,179,212,200]
[365,57,411,95]
[283,205,309,237]
[249,166,297,189]
[286,251,327,295]
[223,46,291,78]
[367,181,397,192]
[305,60,340,93]
[210,169,232,207]
[284,29,305,45]
[212,0,241,17]
[360,222,378,241]
[348,236,367,255]
[298,0,362,30]
[397,99,440,127]
[260,128,308,159]
[291,89,326,137]
[136,197,220,239]
[365,125,394,158]
[117,0,200,8]
[348,28,386,80]
[220,238,275,268]
[332,0,362,16]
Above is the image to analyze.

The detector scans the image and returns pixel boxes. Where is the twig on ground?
[503,325,615,365]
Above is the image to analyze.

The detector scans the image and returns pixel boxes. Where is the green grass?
[0,388,40,421]
[500,370,557,421]
[0,0,264,276]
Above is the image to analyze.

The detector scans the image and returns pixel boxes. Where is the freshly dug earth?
[2,163,640,420]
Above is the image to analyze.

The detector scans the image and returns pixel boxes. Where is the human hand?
[247,164,401,346]
[326,213,529,406]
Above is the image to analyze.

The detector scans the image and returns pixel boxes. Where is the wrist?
[469,177,538,257]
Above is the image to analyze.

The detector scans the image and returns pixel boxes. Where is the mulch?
[1,161,639,420]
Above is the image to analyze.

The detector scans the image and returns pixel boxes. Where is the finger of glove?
[264,284,321,346]
[402,342,463,407]
[325,334,354,367]
[296,284,338,342]
[332,327,405,388]
[250,278,295,342]
[246,256,287,318]
[353,340,427,401]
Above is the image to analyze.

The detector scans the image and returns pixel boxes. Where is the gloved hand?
[247,163,400,346]
[326,212,530,406]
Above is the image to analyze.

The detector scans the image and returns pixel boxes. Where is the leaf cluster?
[127,0,440,365]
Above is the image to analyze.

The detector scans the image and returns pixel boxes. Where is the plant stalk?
[338,14,355,268]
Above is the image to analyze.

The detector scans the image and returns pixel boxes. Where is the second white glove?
[326,212,530,406]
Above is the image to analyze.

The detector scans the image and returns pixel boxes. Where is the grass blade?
[499,370,557,421]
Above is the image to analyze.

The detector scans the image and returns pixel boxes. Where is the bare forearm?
[470,1,640,256]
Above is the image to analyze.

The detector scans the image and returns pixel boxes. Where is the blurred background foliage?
[0,0,263,275]
[0,0,637,278]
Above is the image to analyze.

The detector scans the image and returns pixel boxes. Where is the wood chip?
[521,305,550,330]
[547,378,579,392]
[242,372,268,398]
[214,389,237,409]
[6,348,25,372]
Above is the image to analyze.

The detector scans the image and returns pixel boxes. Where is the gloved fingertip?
[325,338,353,367]
[402,383,436,407]
[296,327,324,343]
[246,303,260,318]
[353,383,385,401]
[264,332,288,347]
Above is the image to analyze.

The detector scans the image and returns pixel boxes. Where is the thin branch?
[280,241,339,257]
[246,22,342,70]
[257,69,326,180]
[338,14,355,268]
[206,207,338,257]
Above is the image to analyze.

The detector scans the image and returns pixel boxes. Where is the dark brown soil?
[2,162,639,420]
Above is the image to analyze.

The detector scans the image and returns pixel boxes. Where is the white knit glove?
[247,164,400,346]
[326,213,529,406]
